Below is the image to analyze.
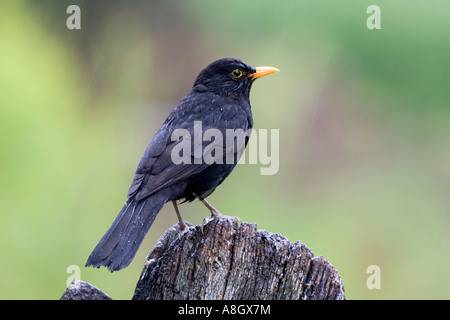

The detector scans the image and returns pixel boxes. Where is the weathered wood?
[132,218,345,300]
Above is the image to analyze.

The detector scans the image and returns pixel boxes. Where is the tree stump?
[132,218,345,300]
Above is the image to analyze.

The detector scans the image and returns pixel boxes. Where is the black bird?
[85,58,279,271]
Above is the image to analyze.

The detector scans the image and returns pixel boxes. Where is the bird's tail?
[85,193,168,272]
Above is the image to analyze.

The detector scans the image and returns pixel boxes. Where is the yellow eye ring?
[231,69,243,79]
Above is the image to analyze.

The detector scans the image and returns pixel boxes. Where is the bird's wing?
[133,122,229,201]
[127,122,174,198]
[128,102,250,201]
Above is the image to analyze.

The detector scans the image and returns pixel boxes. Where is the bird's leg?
[197,196,222,217]
[172,200,186,231]
[193,193,242,232]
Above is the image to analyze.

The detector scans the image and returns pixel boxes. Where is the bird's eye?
[231,69,243,79]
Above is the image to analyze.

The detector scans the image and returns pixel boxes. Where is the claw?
[201,215,214,233]
[201,211,242,233]
[193,193,242,233]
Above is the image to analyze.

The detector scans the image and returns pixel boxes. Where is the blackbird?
[85,58,279,271]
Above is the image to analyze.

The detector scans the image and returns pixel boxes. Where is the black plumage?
[85,58,278,271]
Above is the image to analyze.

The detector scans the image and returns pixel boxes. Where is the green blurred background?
[1,0,449,300]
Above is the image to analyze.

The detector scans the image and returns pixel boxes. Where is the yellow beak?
[249,66,280,79]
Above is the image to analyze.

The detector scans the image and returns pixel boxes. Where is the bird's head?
[193,58,279,100]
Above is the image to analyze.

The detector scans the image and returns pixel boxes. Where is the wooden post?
[61,217,345,300]
[133,218,345,300]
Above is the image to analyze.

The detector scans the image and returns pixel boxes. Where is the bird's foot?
[193,193,242,232]
[178,220,187,231]
[172,200,188,238]
[201,210,242,233]
[177,221,188,240]
[175,220,195,240]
